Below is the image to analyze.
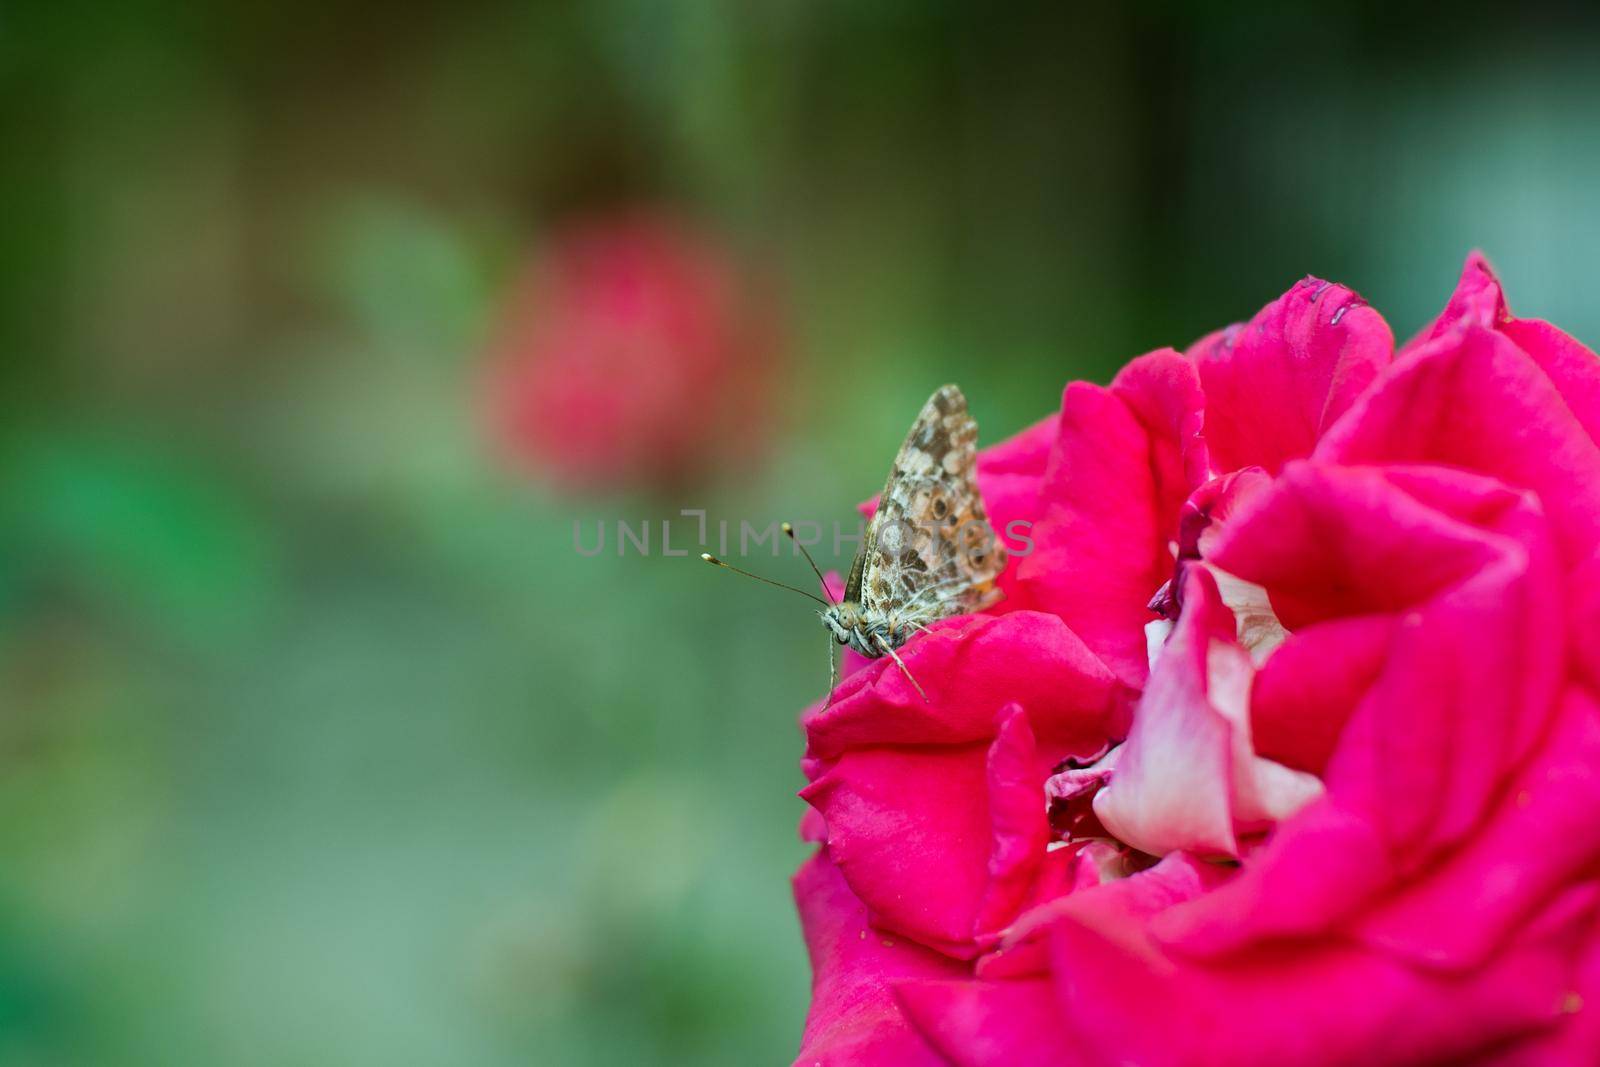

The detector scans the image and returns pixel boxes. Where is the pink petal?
[1249,613,1396,775]
[1092,568,1322,859]
[1351,688,1600,972]
[802,742,995,957]
[1148,799,1389,956]
[792,849,963,1066]
[1208,462,1522,630]
[974,842,1152,981]
[1042,748,1119,844]
[1317,321,1600,564]
[804,611,1123,765]
[1021,351,1206,686]
[980,851,1227,980]
[1571,553,1600,696]
[1219,463,1561,855]
[1091,577,1239,857]
[1163,462,1564,954]
[1189,276,1393,475]
[799,806,828,843]
[1050,881,1599,1067]
[1506,316,1600,452]
[801,705,1052,957]
[981,411,1058,474]
[977,705,1054,935]
[1482,906,1600,1065]
[1324,485,1561,854]
[895,978,1084,1067]
[1110,348,1212,492]
[1410,250,1509,345]
[1418,252,1600,454]
[976,414,1059,614]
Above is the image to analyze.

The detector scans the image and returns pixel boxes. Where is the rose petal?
[1189,276,1393,475]
[1352,688,1600,972]
[1021,351,1206,686]
[895,978,1084,1067]
[980,850,1226,980]
[1092,579,1239,858]
[977,705,1054,936]
[801,705,1053,957]
[804,611,1123,765]
[803,742,995,957]
[1418,252,1600,455]
[793,849,963,1066]
[1149,799,1389,956]
[1092,568,1322,859]
[1410,250,1510,346]
[1162,463,1563,955]
[1217,463,1561,854]
[1571,552,1600,696]
[1249,613,1396,775]
[1209,462,1525,629]
[1318,321,1600,564]
[1484,906,1600,1065]
[1051,880,1599,1067]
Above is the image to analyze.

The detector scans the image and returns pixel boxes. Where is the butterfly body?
[819,600,907,658]
[823,384,1006,666]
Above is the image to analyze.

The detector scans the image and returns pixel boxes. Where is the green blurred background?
[2,2,1599,1064]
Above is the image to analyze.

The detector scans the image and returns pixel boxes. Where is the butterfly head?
[819,601,899,658]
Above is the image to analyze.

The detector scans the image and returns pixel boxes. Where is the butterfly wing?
[851,384,1006,625]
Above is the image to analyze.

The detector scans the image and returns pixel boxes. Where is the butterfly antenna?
[782,523,835,604]
[700,553,831,607]
[874,634,931,703]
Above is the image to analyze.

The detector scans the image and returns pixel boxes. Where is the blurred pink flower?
[485,212,778,491]
[794,255,1600,1065]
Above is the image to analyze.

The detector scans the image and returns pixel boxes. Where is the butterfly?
[703,384,1006,702]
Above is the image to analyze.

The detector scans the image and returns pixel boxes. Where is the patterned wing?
[848,384,1006,625]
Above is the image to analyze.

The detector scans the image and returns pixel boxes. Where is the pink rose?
[484,211,778,492]
[795,255,1600,1065]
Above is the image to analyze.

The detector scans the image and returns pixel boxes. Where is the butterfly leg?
[875,634,930,703]
[823,638,839,710]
